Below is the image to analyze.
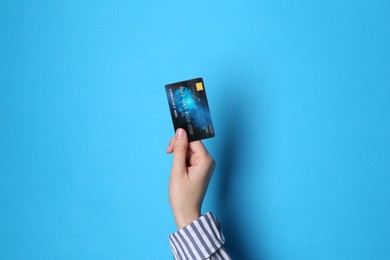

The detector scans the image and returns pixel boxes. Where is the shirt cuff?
[168,211,226,260]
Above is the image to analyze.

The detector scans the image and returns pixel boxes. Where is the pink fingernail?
[176,128,184,138]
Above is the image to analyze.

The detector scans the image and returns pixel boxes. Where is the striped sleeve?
[168,212,232,260]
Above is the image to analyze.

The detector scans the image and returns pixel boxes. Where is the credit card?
[165,77,215,142]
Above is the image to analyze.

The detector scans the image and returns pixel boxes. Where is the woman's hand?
[166,128,216,229]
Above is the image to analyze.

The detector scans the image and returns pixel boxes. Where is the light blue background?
[1,1,389,259]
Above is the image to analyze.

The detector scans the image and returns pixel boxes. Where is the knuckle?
[174,142,187,153]
[211,158,216,169]
[205,154,216,167]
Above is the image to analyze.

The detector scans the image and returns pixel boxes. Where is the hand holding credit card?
[165,78,215,142]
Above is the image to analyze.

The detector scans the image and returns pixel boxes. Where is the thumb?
[172,128,188,174]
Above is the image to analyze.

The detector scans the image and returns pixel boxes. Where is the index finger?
[189,140,209,156]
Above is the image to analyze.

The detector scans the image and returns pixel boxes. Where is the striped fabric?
[168,212,232,260]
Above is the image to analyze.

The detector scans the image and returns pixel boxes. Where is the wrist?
[174,211,201,229]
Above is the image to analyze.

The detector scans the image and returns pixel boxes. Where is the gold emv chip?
[196,82,204,91]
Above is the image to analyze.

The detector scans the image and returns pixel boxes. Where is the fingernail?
[176,128,185,139]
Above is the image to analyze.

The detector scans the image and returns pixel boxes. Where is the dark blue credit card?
[165,78,215,142]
